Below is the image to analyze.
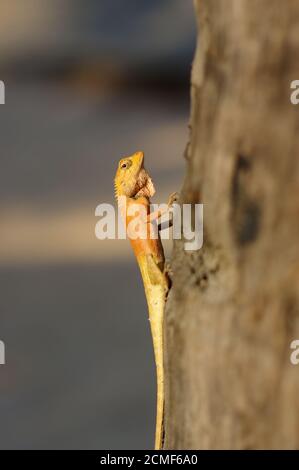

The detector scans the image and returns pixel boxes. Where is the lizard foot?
[167,192,179,209]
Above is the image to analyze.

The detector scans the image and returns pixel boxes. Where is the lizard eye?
[120,159,132,170]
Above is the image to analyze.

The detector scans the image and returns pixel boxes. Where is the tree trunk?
[164,0,299,449]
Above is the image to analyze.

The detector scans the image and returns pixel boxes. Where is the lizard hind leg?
[139,254,169,293]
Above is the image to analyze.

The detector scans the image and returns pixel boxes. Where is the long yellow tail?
[137,255,168,450]
[146,283,165,450]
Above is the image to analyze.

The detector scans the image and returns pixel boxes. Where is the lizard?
[114,151,176,450]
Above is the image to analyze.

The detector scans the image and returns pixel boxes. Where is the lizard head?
[114,151,155,198]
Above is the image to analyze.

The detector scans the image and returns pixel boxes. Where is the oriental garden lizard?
[114,151,177,450]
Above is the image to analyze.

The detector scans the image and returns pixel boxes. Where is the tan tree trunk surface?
[164,0,299,449]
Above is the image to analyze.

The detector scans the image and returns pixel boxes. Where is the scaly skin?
[114,151,172,449]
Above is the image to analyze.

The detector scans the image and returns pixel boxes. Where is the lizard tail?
[153,325,164,450]
[147,287,165,450]
[138,254,168,450]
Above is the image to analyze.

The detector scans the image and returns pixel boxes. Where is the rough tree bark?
[164,0,299,449]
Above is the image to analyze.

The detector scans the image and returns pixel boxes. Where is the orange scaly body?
[115,152,171,449]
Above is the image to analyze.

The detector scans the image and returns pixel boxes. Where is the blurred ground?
[0,0,195,449]
[0,262,154,449]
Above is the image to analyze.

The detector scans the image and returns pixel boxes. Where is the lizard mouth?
[132,152,155,197]
[132,151,144,171]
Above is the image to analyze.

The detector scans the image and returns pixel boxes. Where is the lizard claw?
[168,192,179,209]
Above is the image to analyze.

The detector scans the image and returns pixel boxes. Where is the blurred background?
[0,0,195,449]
